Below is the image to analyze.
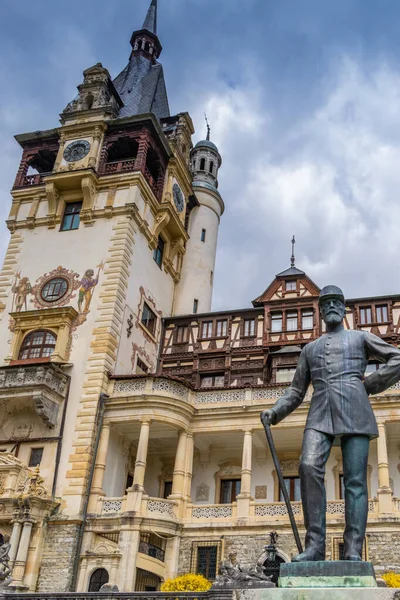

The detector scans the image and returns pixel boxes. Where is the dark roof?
[113,55,170,120]
[143,0,157,34]
[276,266,305,277]
[195,139,219,152]
[272,345,302,354]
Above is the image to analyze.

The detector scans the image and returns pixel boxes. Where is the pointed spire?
[291,235,296,268]
[142,0,158,35]
[205,114,211,141]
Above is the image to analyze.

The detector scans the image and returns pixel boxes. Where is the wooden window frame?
[376,304,389,323]
[301,308,314,331]
[243,318,256,338]
[201,321,213,339]
[359,306,372,325]
[220,478,241,504]
[153,236,165,269]
[136,357,149,374]
[286,310,298,332]
[279,476,301,502]
[7,307,79,365]
[141,302,157,337]
[271,311,283,333]
[285,280,297,292]
[216,320,228,338]
[19,330,57,361]
[60,201,82,232]
[175,325,188,344]
[200,373,225,389]
[28,447,44,467]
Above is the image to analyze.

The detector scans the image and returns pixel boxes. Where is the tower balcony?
[0,363,69,429]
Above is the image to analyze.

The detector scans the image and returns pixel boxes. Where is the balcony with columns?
[85,376,400,534]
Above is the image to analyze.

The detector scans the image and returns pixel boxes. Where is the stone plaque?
[255,485,267,499]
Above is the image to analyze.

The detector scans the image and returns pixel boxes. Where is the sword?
[262,420,304,555]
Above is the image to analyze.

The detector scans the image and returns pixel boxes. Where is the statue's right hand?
[260,409,277,427]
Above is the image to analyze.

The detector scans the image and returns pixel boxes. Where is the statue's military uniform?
[269,290,400,560]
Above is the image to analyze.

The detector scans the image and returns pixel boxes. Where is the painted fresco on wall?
[8,263,105,338]
[11,274,32,312]
[77,264,104,314]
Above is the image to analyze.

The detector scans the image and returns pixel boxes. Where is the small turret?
[190,122,222,191]
[173,124,224,316]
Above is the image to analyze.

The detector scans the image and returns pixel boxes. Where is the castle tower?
[173,127,224,315]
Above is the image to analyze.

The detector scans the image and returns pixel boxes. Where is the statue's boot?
[342,435,370,563]
[292,546,325,562]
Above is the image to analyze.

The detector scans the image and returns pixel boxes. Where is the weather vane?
[291,235,296,268]
[204,113,211,141]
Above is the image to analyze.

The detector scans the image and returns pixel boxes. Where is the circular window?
[41,278,68,303]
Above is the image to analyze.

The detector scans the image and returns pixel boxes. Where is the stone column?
[133,420,151,490]
[377,422,393,513]
[184,431,194,502]
[9,520,22,566]
[126,420,151,512]
[237,430,253,517]
[88,422,111,513]
[170,430,188,501]
[164,535,181,580]
[88,128,102,168]
[11,520,33,589]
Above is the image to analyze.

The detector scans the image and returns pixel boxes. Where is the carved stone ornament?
[255,485,267,500]
[0,535,12,587]
[0,453,48,499]
[196,483,210,502]
[212,552,275,589]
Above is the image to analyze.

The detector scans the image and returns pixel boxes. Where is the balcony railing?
[138,541,165,562]
[100,160,161,200]
[15,171,52,188]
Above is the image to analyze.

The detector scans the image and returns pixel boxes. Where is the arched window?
[19,330,57,360]
[83,94,94,110]
[137,40,143,50]
[209,160,214,174]
[200,158,206,171]
[88,568,109,592]
[144,41,150,52]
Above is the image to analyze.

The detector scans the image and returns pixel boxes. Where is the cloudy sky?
[2,0,400,311]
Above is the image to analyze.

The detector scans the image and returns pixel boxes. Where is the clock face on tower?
[63,140,91,162]
[173,183,184,213]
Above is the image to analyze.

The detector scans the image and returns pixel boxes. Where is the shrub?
[161,573,212,592]
[382,572,400,588]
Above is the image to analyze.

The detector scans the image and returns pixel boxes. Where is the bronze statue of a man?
[261,285,400,562]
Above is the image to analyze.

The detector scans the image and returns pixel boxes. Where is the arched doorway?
[88,568,109,592]
[263,554,286,585]
[135,568,161,592]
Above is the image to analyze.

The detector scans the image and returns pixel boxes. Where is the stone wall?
[36,521,81,592]
[367,533,400,574]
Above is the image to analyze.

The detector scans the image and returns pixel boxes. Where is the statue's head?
[319,285,346,326]
[85,269,94,278]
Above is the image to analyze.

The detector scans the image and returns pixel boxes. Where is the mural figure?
[78,263,104,314]
[11,274,32,312]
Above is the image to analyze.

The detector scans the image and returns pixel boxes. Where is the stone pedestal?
[279,561,377,588]
[233,590,398,600]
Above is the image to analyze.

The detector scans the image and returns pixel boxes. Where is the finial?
[205,113,211,141]
[291,235,296,268]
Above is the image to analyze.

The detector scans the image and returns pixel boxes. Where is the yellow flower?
[161,574,212,593]
[382,572,400,588]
